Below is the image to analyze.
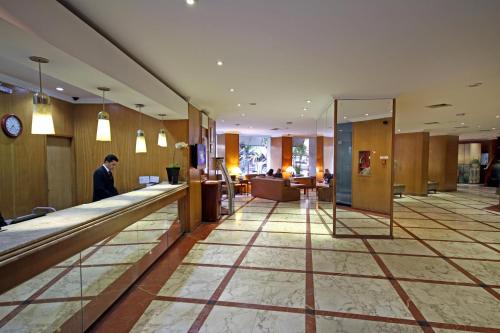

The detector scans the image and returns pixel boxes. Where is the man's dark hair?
[104,154,119,163]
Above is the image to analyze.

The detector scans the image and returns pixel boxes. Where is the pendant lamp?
[30,56,55,135]
[96,87,111,141]
[157,113,167,147]
[135,104,147,153]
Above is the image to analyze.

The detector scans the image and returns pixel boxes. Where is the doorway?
[46,136,74,210]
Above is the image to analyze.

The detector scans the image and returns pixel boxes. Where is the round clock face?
[1,114,23,138]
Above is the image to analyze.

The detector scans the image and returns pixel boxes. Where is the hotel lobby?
[0,1,499,333]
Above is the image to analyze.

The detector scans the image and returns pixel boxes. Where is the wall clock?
[1,114,23,138]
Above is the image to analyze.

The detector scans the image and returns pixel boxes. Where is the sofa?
[251,177,300,201]
[317,178,335,202]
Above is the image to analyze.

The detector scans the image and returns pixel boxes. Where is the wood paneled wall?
[73,104,170,204]
[316,136,324,181]
[429,135,459,191]
[224,133,240,172]
[282,136,293,171]
[351,118,393,214]
[0,86,74,219]
[394,132,429,195]
[164,119,189,181]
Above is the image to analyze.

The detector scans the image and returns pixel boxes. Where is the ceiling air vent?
[456,113,466,116]
[454,126,468,129]
[426,103,452,109]
[467,82,483,88]
[286,121,293,125]
[423,121,439,125]
[480,129,491,132]
[249,102,257,106]
[270,128,280,131]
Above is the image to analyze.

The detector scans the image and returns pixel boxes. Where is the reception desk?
[0,182,188,332]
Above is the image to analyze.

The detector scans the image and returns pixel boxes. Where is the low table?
[291,183,308,195]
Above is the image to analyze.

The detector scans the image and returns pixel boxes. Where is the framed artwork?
[358,151,371,176]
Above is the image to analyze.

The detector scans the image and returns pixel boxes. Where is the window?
[292,137,310,176]
[239,136,269,175]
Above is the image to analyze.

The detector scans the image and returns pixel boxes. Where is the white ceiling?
[2,0,500,139]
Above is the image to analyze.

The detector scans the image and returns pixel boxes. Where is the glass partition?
[334,99,395,238]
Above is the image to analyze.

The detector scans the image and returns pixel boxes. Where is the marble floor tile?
[422,213,474,222]
[436,220,498,231]
[84,243,157,265]
[130,301,204,333]
[220,269,305,308]
[393,211,425,219]
[107,229,165,244]
[336,211,369,219]
[182,243,245,265]
[459,230,500,243]
[400,281,500,327]
[241,247,306,270]
[39,265,130,299]
[425,241,499,259]
[199,305,305,333]
[367,239,436,256]
[379,255,470,282]
[228,212,269,221]
[309,223,332,234]
[158,265,229,300]
[253,231,306,248]
[404,228,471,242]
[394,218,445,228]
[316,316,422,333]
[0,268,65,302]
[451,259,500,285]
[0,305,16,321]
[312,250,383,275]
[268,213,308,222]
[310,235,367,251]
[338,218,383,228]
[314,274,413,319]
[0,301,85,333]
[262,222,307,233]
[201,230,255,245]
[216,220,263,231]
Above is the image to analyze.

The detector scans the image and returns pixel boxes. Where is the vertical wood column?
[394,132,430,195]
[282,136,293,172]
[224,133,240,172]
[429,135,459,191]
[316,136,324,181]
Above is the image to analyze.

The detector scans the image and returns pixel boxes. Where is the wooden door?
[47,136,74,210]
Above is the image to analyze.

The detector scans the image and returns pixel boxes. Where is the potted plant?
[166,141,188,184]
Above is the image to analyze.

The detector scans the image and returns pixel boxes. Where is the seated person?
[274,168,283,178]
[266,169,274,177]
[323,169,333,184]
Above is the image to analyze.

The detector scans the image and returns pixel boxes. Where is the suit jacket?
[93,166,119,202]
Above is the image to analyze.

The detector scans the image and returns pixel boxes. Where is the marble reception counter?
[0,182,188,332]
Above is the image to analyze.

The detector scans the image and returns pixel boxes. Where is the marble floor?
[88,191,499,333]
[0,204,181,333]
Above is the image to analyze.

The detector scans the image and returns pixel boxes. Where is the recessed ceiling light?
[496,115,499,119]
[343,116,347,119]
[306,100,311,104]
[186,0,197,6]
[216,60,223,66]
[237,103,241,107]
[241,113,245,117]
[365,113,369,116]
[56,87,64,91]
[300,114,304,117]
[303,108,308,111]
[221,119,225,122]
[397,129,401,132]
[493,127,496,130]
[229,88,235,92]
[461,122,465,125]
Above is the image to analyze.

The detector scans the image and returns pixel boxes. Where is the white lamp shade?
[157,129,167,147]
[285,166,296,174]
[31,103,55,135]
[96,118,111,141]
[230,166,242,175]
[136,130,147,153]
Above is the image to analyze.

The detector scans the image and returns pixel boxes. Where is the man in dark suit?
[93,154,119,202]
